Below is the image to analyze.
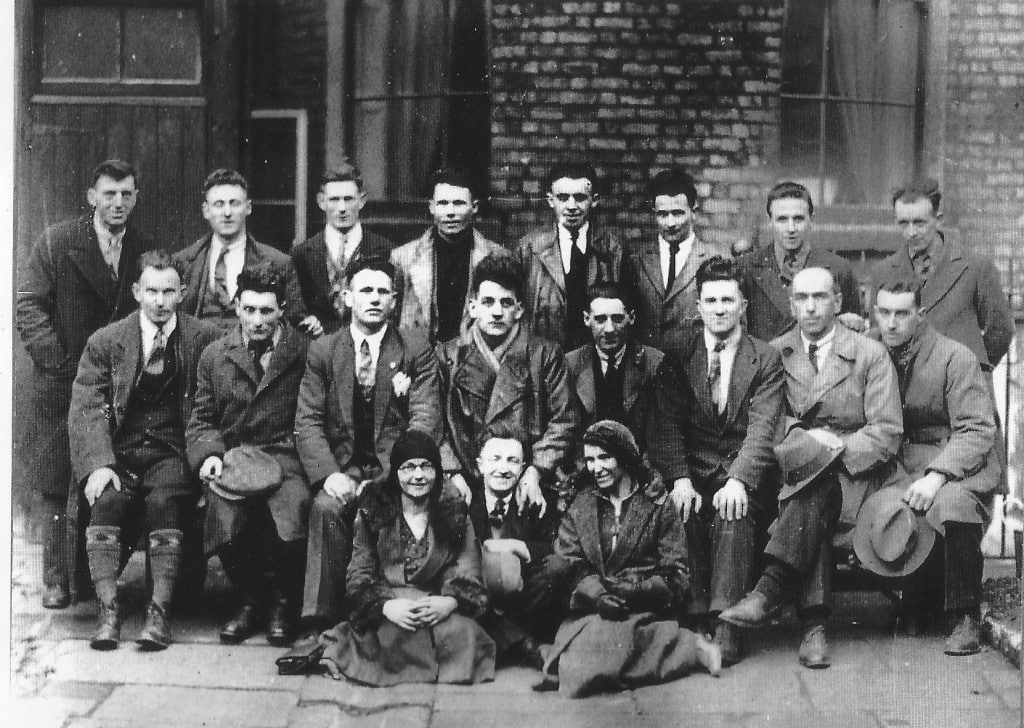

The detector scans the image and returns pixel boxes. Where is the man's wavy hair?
[235,262,288,306]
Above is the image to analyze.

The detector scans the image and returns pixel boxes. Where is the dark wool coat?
[295,325,442,486]
[286,228,396,335]
[16,215,155,495]
[320,483,494,686]
[186,325,312,548]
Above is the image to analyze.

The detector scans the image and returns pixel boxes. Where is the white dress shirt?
[208,235,247,300]
[801,325,837,372]
[660,231,695,288]
[140,313,177,363]
[596,345,627,375]
[558,222,589,274]
[350,322,389,371]
[94,213,125,273]
[325,222,363,268]
[704,327,742,409]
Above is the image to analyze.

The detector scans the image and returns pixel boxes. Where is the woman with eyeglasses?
[314,428,495,685]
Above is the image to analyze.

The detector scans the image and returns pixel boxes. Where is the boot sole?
[90,639,119,651]
[137,637,170,651]
[944,646,980,656]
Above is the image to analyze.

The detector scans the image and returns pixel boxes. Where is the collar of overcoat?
[572,482,665,577]
[329,325,406,442]
[777,323,860,417]
[572,341,647,417]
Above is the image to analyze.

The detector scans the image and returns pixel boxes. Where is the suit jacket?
[468,492,559,562]
[772,324,903,540]
[68,312,221,482]
[564,341,664,443]
[287,228,395,335]
[436,326,583,478]
[390,227,507,343]
[737,242,864,341]
[871,235,1014,369]
[623,235,730,352]
[516,225,624,349]
[648,330,784,505]
[295,325,442,486]
[174,232,297,321]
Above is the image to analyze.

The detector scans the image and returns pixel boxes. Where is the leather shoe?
[505,637,545,670]
[695,632,722,677]
[944,614,981,656]
[531,675,559,692]
[220,604,262,645]
[42,583,70,610]
[798,625,830,669]
[713,622,742,666]
[719,591,783,628]
[267,596,296,647]
[90,600,121,651]
[136,602,172,651]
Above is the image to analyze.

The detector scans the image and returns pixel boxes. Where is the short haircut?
[792,266,841,296]
[481,423,529,453]
[547,162,599,192]
[429,167,476,199]
[235,262,288,305]
[92,159,137,187]
[321,163,364,192]
[892,178,941,214]
[649,169,698,208]
[136,249,184,282]
[695,256,742,298]
[346,254,396,285]
[585,281,634,312]
[766,181,814,216]
[471,254,525,300]
[203,168,249,196]
[875,274,922,308]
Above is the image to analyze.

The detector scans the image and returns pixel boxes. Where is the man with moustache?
[17,159,155,608]
[737,181,864,341]
[648,256,785,665]
[469,434,567,668]
[174,169,297,332]
[516,162,624,350]
[624,168,730,352]
[288,164,395,337]
[565,282,664,442]
[186,263,312,645]
[390,167,506,344]
[720,267,903,669]
[68,251,220,650]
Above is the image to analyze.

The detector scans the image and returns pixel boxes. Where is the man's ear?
[86,187,98,208]
[590,193,600,209]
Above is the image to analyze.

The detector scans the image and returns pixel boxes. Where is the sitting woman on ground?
[535,420,721,697]
[316,428,495,685]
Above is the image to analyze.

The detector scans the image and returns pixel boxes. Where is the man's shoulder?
[87,312,139,348]
[174,235,212,263]
[32,216,91,253]
[564,345,590,369]
[393,326,432,354]
[835,325,889,362]
[392,229,432,259]
[179,313,221,340]
[693,236,730,258]
[516,226,556,254]
[292,231,325,259]
[251,239,291,264]
[808,245,855,273]
[472,228,506,254]
[744,332,783,363]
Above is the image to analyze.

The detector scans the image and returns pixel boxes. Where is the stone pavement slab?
[78,685,298,728]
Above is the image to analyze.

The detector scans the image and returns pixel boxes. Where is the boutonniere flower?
[781,346,795,357]
[392,371,412,397]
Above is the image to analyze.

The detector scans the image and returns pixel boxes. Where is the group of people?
[16,156,1015,697]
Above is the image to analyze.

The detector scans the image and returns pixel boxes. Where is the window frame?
[245,108,309,249]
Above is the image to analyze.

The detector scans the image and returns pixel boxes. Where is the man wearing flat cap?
[720,266,903,668]
[187,262,312,646]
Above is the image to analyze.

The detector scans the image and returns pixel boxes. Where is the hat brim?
[853,487,937,577]
[208,479,246,501]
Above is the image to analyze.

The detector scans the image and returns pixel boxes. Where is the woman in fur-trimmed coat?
[318,429,495,686]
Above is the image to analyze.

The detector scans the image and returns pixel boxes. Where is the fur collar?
[359,480,469,546]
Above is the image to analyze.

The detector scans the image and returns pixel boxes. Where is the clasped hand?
[382,596,458,631]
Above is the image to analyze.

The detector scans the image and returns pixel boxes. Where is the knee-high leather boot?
[86,525,121,650]
[137,529,183,651]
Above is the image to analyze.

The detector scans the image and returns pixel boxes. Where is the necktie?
[101,235,121,278]
[666,240,680,292]
[781,251,798,283]
[489,498,508,529]
[808,342,819,374]
[249,339,273,380]
[145,325,167,375]
[910,248,933,280]
[567,228,584,275]
[708,340,727,414]
[213,246,232,308]
[357,338,375,389]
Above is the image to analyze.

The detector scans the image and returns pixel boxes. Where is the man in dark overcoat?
[294,256,442,636]
[68,251,220,650]
[287,163,395,337]
[17,159,155,608]
[186,263,312,646]
[647,256,784,665]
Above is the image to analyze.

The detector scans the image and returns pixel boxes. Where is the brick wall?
[489,0,784,246]
[946,0,1024,308]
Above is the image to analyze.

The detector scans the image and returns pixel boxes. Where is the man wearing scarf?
[437,254,583,506]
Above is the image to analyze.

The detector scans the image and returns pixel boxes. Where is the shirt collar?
[703,326,741,353]
[484,489,513,513]
[659,230,695,252]
[801,324,837,352]
[774,240,809,268]
[596,344,628,368]
[140,312,177,340]
[350,322,388,350]
[212,232,247,253]
[326,221,362,246]
[93,212,124,248]
[559,222,589,250]
[596,479,641,505]
[241,325,282,350]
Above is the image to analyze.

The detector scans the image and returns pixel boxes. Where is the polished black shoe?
[719,591,784,629]
[266,597,296,647]
[220,604,262,645]
[137,602,172,651]
[42,583,70,610]
[713,622,742,666]
[90,600,121,651]
[504,637,545,670]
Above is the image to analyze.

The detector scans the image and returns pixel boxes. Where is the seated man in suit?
[288,164,395,337]
[186,263,312,646]
[648,256,785,665]
[720,267,903,669]
[437,254,583,506]
[471,433,568,669]
[174,168,297,332]
[294,256,442,639]
[565,282,663,444]
[873,276,999,655]
[69,250,220,651]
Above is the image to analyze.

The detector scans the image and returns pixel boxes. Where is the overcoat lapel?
[685,345,716,417]
[310,234,333,301]
[485,329,531,424]
[810,327,857,403]
[373,328,404,441]
[753,247,792,319]
[408,232,435,328]
[409,525,454,586]
[724,336,757,426]
[114,314,142,416]
[575,347,598,416]
[637,244,666,299]
[254,327,304,398]
[622,343,644,414]
[379,518,405,586]
[606,494,658,574]
[920,244,968,313]
[664,238,709,304]
[66,223,116,303]
[575,492,606,576]
[535,231,566,294]
[332,333,357,432]
[223,330,260,388]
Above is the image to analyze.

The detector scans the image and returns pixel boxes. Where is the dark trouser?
[301,490,357,625]
[480,554,573,651]
[684,501,759,618]
[217,500,306,607]
[43,494,69,589]
[89,446,195,534]
[902,522,983,617]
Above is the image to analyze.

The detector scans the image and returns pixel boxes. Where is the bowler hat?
[774,428,844,501]
[481,550,524,597]
[209,445,284,501]
[853,487,936,577]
